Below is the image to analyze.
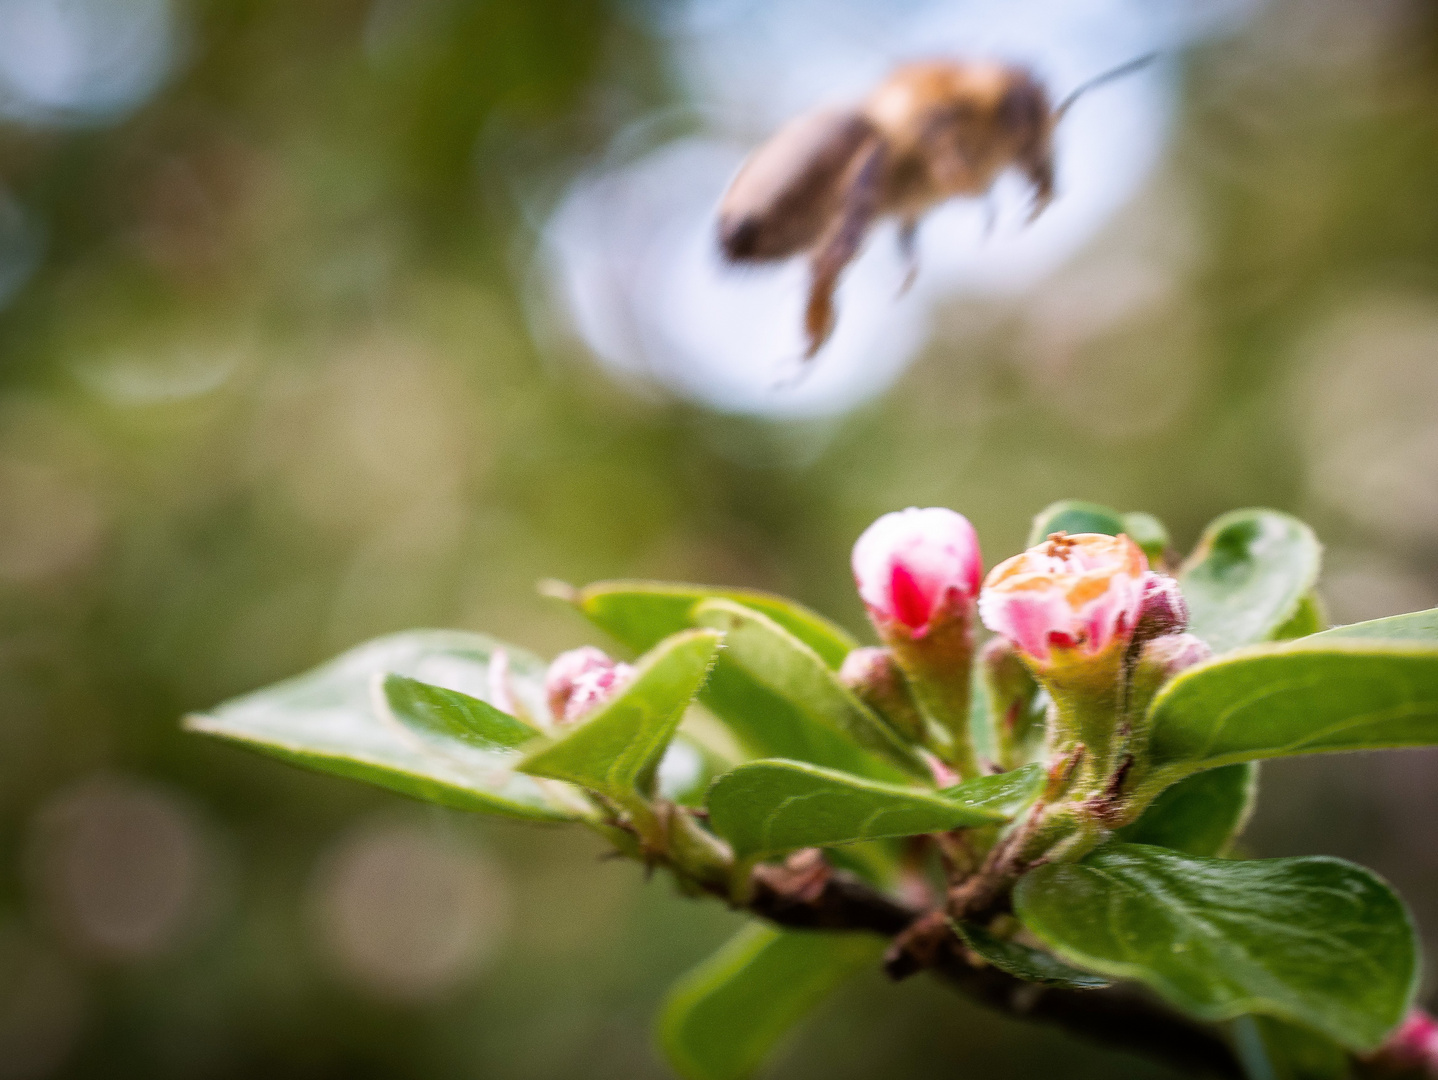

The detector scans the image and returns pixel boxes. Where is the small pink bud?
[839,646,925,743]
[1369,1010,1438,1072]
[544,646,634,724]
[851,508,982,639]
[1137,632,1212,682]
[978,532,1148,665]
[1134,572,1188,643]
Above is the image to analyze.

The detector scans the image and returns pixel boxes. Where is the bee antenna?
[1054,52,1159,121]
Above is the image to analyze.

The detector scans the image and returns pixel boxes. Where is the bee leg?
[1022,145,1056,224]
[895,218,920,297]
[802,140,886,359]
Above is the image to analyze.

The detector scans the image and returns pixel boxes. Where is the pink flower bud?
[1368,1010,1438,1072]
[978,532,1148,665]
[839,646,925,743]
[851,508,982,639]
[544,646,634,724]
[1139,632,1212,679]
[1134,572,1188,643]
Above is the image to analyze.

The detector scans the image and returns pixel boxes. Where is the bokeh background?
[0,0,1436,1077]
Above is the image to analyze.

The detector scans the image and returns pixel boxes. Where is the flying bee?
[717,55,1155,361]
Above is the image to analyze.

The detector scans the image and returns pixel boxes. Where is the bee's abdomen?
[718,107,880,262]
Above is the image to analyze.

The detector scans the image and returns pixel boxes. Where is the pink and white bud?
[544,646,634,724]
[1134,572,1189,643]
[851,507,982,639]
[978,532,1148,666]
[1139,632,1212,680]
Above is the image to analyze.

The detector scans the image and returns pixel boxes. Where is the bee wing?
[718,106,881,262]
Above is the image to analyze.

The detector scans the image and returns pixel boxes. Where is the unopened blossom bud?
[1366,1010,1438,1074]
[1133,571,1188,644]
[978,532,1148,669]
[839,646,925,743]
[1129,633,1213,721]
[852,507,982,640]
[544,646,633,724]
[851,508,983,776]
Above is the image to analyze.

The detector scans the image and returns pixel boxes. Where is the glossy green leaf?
[1118,763,1257,857]
[1141,641,1438,789]
[691,599,926,779]
[559,579,856,668]
[706,760,1037,860]
[1027,500,1125,546]
[1026,501,1168,565]
[1015,843,1417,1050]
[185,631,588,822]
[937,762,1047,816]
[382,674,541,750]
[1312,606,1438,643]
[1180,509,1322,655]
[950,921,1110,989]
[658,924,883,1080]
[1231,1015,1351,1080]
[517,630,722,805]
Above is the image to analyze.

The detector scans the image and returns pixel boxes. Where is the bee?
[717,55,1155,361]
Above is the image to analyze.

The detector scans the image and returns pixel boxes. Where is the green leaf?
[706,760,1035,860]
[691,599,926,780]
[382,675,541,750]
[184,631,588,822]
[950,920,1110,989]
[1231,1015,1351,1080]
[1026,500,1169,565]
[518,629,722,806]
[1180,509,1322,655]
[1014,843,1417,1051]
[1027,500,1126,546]
[1142,641,1438,787]
[937,762,1047,816]
[658,924,883,1080]
[559,579,856,669]
[1312,606,1438,643]
[1271,593,1328,641]
[1122,511,1172,565]
[1118,763,1257,857]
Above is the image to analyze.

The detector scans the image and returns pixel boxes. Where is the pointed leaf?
[691,599,926,779]
[707,760,1035,860]
[185,631,587,821]
[1141,641,1438,790]
[561,580,856,668]
[383,675,541,750]
[1118,763,1257,857]
[1180,510,1322,655]
[950,921,1110,989]
[517,629,722,804]
[658,924,883,1080]
[1014,843,1417,1051]
[937,762,1047,817]
[1312,606,1438,643]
